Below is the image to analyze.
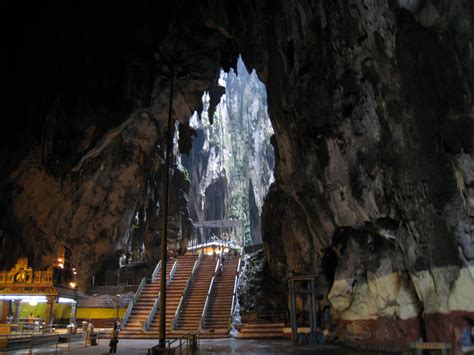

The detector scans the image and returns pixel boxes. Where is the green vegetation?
[185,58,274,248]
[214,58,274,246]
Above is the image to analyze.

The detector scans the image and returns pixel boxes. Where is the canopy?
[187,240,240,251]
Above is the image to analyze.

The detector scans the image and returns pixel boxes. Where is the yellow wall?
[11,304,127,322]
[54,304,72,320]
[77,308,126,319]
[0,301,5,322]
[14,305,126,321]
[18,303,47,319]
[16,303,72,320]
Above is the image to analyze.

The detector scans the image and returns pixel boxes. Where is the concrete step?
[237,332,283,339]
[205,318,231,323]
[241,322,285,329]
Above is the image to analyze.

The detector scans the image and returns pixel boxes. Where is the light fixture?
[58,297,76,304]
[69,281,77,289]
[2,295,47,303]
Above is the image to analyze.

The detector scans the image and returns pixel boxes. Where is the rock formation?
[2,0,473,351]
[182,58,274,245]
[237,249,286,317]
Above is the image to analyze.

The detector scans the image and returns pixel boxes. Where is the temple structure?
[0,253,82,327]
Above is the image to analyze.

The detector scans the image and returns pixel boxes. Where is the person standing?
[109,322,119,353]
[27,313,34,330]
[86,320,94,345]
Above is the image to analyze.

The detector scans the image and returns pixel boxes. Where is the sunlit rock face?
[2,0,474,351]
[182,59,274,245]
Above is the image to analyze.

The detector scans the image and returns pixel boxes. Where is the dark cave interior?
[1,0,474,351]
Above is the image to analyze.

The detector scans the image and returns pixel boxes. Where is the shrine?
[0,252,82,329]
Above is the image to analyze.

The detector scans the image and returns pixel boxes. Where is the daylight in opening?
[181,57,275,253]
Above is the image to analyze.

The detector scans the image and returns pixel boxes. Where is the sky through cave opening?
[180,57,275,250]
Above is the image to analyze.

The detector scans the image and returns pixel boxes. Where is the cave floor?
[5,338,403,354]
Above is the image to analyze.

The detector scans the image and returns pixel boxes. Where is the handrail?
[148,331,199,355]
[143,259,178,331]
[229,256,242,327]
[121,276,146,329]
[0,332,62,352]
[151,260,162,282]
[0,327,112,352]
[168,259,178,286]
[199,258,221,331]
[171,254,202,330]
[143,295,160,331]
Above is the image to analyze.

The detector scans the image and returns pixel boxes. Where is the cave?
[2,0,474,353]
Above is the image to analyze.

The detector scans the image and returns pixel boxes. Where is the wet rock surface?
[237,250,286,317]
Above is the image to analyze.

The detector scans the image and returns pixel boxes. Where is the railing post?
[229,256,241,329]
[199,257,220,331]
[151,260,162,282]
[173,255,201,329]
[121,276,146,329]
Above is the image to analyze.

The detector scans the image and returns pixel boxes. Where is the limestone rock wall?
[204,0,474,350]
[1,1,229,287]
[2,111,190,287]
[237,249,287,316]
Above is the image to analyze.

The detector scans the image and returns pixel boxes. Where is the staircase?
[174,255,217,333]
[148,255,197,335]
[120,253,242,338]
[201,255,240,337]
[237,322,285,338]
[120,259,175,337]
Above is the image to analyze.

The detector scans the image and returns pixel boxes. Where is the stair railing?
[143,259,178,331]
[151,260,162,282]
[229,257,242,329]
[144,294,161,332]
[168,258,178,285]
[171,253,202,331]
[199,257,221,331]
[121,276,146,329]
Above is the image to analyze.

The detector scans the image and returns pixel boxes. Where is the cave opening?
[181,56,275,251]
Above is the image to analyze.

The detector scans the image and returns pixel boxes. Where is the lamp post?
[70,296,77,326]
[158,48,180,349]
[69,278,78,327]
[115,295,122,321]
